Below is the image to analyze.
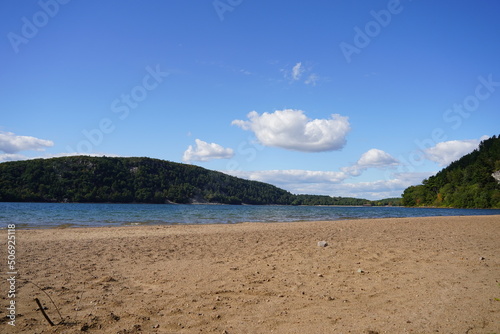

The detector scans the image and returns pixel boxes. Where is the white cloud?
[304,73,319,86]
[221,146,407,199]
[223,147,403,198]
[282,62,320,85]
[291,62,304,81]
[340,165,363,177]
[0,153,28,163]
[0,131,53,154]
[221,147,418,200]
[324,179,411,200]
[424,136,488,166]
[239,69,252,75]
[226,169,348,185]
[330,171,436,199]
[224,169,433,200]
[357,148,400,168]
[342,148,400,176]
[232,109,350,152]
[183,139,234,163]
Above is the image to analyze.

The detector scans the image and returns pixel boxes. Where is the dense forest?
[0,156,384,205]
[402,135,500,208]
[371,197,402,207]
[291,194,369,206]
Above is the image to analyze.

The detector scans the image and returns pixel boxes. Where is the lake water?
[1,202,499,229]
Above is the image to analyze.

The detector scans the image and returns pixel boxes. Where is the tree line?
[0,156,385,206]
[402,135,500,208]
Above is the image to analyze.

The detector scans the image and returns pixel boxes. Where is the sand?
[2,215,499,333]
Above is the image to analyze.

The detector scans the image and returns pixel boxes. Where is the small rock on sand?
[317,241,328,247]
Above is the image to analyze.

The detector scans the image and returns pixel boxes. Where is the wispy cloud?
[304,73,319,86]
[291,62,304,81]
[232,109,350,152]
[183,139,234,163]
[282,62,320,85]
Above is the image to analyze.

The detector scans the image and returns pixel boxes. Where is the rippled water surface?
[1,202,499,228]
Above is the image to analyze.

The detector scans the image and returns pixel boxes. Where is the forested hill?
[0,156,372,205]
[0,156,291,204]
[402,135,500,208]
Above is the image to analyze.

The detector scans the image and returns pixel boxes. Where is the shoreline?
[4,215,500,333]
[6,210,500,230]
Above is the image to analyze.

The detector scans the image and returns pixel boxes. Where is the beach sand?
[2,215,500,333]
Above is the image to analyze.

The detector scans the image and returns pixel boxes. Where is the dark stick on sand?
[34,298,55,326]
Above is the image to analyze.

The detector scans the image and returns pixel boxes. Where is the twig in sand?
[34,298,54,326]
[22,279,65,325]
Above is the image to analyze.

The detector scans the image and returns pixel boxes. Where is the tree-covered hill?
[0,156,372,205]
[290,194,369,206]
[402,135,500,208]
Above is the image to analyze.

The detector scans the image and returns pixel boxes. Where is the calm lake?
[1,202,499,229]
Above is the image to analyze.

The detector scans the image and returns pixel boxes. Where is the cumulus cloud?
[232,109,350,152]
[342,148,400,176]
[357,148,400,168]
[183,139,234,163]
[0,131,53,154]
[424,136,488,166]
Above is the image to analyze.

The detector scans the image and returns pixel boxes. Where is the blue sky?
[1,0,499,200]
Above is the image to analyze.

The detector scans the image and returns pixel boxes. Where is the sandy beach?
[2,215,499,333]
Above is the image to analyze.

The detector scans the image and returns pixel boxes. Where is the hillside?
[0,156,371,205]
[402,135,500,208]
